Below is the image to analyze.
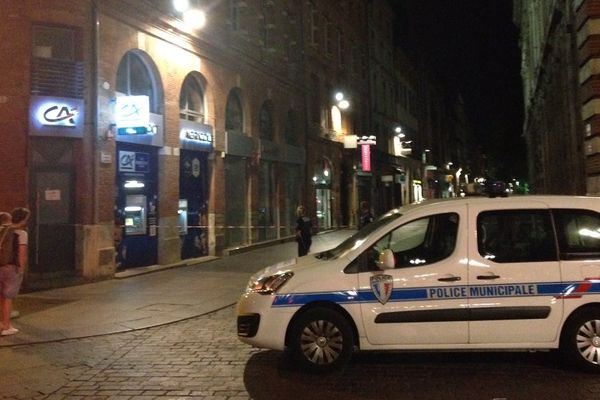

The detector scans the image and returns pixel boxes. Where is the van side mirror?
[377,249,396,270]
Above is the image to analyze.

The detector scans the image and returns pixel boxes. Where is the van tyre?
[289,307,354,372]
[561,309,600,372]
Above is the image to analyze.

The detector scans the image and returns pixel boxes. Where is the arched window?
[179,73,205,122]
[116,51,161,113]
[225,90,243,132]
[284,109,296,145]
[331,105,342,133]
[259,101,273,140]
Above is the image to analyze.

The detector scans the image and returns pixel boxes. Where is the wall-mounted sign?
[119,151,150,173]
[29,96,85,138]
[179,120,214,151]
[361,144,371,172]
[116,96,150,135]
[44,189,61,201]
[357,135,376,146]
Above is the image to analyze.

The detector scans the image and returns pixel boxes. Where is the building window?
[310,73,321,124]
[116,51,161,113]
[31,25,83,98]
[259,101,274,140]
[309,1,319,46]
[225,90,243,132]
[338,30,345,68]
[179,73,205,122]
[284,109,297,145]
[331,105,342,133]
[324,18,332,55]
[230,0,240,31]
[33,25,75,60]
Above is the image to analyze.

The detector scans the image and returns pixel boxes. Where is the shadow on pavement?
[243,349,578,400]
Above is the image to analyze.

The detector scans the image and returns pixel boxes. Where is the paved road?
[2,305,600,400]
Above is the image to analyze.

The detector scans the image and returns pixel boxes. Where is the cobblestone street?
[2,305,600,400]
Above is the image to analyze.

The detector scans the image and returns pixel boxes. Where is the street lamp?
[183,9,206,29]
[173,0,207,30]
[173,0,189,12]
[394,126,405,138]
[334,91,350,110]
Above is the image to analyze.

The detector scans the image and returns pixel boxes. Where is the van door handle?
[438,275,461,282]
[477,274,500,280]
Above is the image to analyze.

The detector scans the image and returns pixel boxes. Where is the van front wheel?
[289,307,353,372]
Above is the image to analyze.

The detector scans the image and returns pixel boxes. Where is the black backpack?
[0,225,15,266]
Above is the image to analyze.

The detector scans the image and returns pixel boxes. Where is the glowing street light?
[173,0,189,12]
[183,8,206,30]
[173,0,206,30]
[334,91,350,110]
[338,99,350,110]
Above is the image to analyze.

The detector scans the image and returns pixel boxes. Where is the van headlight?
[246,271,294,295]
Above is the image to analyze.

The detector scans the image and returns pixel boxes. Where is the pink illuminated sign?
[361,144,371,172]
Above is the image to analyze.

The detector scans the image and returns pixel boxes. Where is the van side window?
[477,210,556,263]
[367,213,459,269]
[553,209,600,260]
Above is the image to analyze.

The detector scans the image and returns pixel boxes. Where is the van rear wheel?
[289,307,354,372]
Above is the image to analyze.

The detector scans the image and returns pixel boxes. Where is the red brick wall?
[0,3,31,212]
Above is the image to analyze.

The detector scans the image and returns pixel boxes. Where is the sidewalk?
[0,229,354,347]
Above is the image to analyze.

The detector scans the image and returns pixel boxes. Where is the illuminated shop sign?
[119,151,150,173]
[357,135,376,146]
[179,120,214,151]
[116,96,151,135]
[358,135,375,172]
[29,96,85,137]
[361,144,371,172]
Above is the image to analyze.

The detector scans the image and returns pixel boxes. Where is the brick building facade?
[0,0,472,289]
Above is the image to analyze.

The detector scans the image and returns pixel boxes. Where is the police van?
[237,196,600,372]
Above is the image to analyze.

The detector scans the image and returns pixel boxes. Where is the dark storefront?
[179,120,212,259]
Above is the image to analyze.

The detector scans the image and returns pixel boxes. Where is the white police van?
[237,196,600,372]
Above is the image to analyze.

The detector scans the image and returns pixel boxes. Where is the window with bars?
[31,25,83,98]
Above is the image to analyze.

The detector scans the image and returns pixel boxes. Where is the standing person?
[295,205,313,257]
[9,207,30,321]
[358,201,374,229]
[0,211,19,336]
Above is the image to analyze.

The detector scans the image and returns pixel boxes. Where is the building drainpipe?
[92,0,99,226]
[299,3,310,219]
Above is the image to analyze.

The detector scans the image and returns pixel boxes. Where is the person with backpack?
[0,211,19,336]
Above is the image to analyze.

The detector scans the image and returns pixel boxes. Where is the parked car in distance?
[485,180,508,197]
[237,196,600,372]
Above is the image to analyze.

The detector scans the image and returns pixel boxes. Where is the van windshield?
[316,210,402,260]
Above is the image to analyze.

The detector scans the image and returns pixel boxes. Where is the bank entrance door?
[31,170,75,273]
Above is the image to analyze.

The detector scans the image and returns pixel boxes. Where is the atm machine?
[116,146,158,268]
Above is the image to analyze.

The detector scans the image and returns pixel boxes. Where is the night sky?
[393,0,526,181]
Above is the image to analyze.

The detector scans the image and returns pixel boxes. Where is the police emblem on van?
[371,274,393,305]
